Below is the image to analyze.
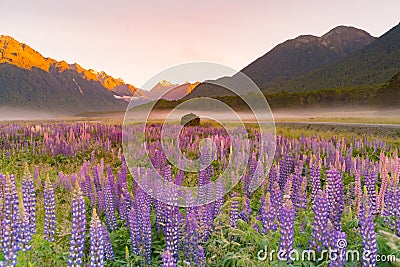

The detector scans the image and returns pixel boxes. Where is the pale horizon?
[1,0,399,86]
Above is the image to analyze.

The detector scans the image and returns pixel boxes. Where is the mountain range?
[141,80,200,101]
[242,26,376,89]
[0,35,143,114]
[0,35,203,114]
[261,23,400,93]
[186,24,400,98]
[0,22,399,115]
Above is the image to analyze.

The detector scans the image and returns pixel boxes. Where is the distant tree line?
[151,83,389,111]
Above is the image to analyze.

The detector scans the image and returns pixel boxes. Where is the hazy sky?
[1,0,399,86]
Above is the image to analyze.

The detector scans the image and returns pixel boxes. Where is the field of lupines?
[0,122,400,266]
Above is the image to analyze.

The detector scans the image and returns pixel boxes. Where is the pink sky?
[1,0,399,86]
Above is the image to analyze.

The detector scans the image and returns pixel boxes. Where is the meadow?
[0,121,400,267]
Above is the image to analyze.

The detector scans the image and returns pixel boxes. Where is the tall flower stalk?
[1,175,21,267]
[278,195,295,261]
[360,193,378,267]
[44,175,56,242]
[326,168,344,230]
[18,194,32,251]
[310,190,329,252]
[162,249,176,267]
[22,163,36,235]
[101,223,114,261]
[103,178,117,231]
[229,192,239,228]
[89,209,105,267]
[68,181,86,267]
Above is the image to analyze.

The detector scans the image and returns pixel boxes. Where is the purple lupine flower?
[354,170,362,216]
[283,177,293,198]
[18,200,32,251]
[1,225,18,267]
[279,152,293,191]
[155,198,165,234]
[184,209,199,265]
[68,182,86,266]
[93,166,102,194]
[296,177,308,210]
[197,204,211,243]
[240,195,252,223]
[309,162,321,204]
[154,175,166,234]
[84,174,95,206]
[327,223,347,267]
[229,192,239,228]
[137,189,152,265]
[177,211,185,252]
[118,188,131,226]
[162,249,176,267]
[291,163,303,210]
[164,206,179,262]
[197,169,209,205]
[101,223,114,261]
[196,167,213,243]
[268,165,278,192]
[253,221,262,234]
[260,192,277,233]
[198,246,206,267]
[44,175,56,242]
[97,190,105,216]
[326,168,344,230]
[214,178,225,216]
[377,169,389,214]
[142,208,153,266]
[360,200,378,266]
[243,154,257,196]
[103,179,117,231]
[106,165,119,212]
[1,175,20,267]
[89,209,105,267]
[117,169,128,196]
[310,190,329,252]
[164,180,179,264]
[278,195,295,261]
[89,190,96,210]
[22,163,36,235]
[128,204,141,256]
[270,182,282,212]
[364,171,378,215]
[382,174,397,221]
[396,188,400,237]
[91,150,95,164]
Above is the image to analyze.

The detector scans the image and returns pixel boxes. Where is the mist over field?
[123,106,400,124]
[273,108,400,121]
[1,105,399,125]
[0,107,59,121]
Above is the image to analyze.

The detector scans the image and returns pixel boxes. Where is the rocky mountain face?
[0,64,126,114]
[261,23,400,92]
[141,80,201,100]
[0,35,143,114]
[241,26,376,88]
[187,25,376,98]
[0,35,141,97]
